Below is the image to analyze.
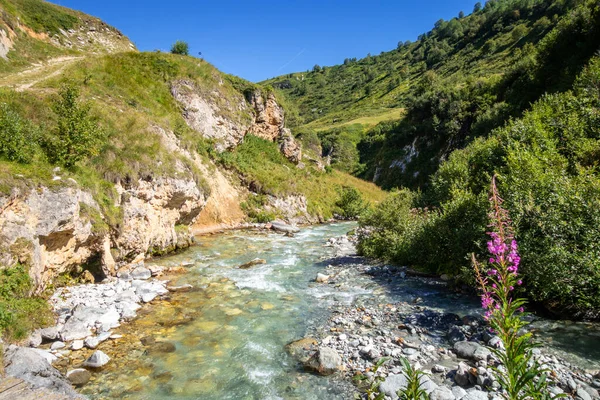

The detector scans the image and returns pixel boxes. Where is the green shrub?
[0,103,39,163]
[44,84,104,169]
[170,41,189,56]
[0,265,52,341]
[335,186,368,219]
[360,58,600,317]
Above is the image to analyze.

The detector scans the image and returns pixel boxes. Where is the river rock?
[577,387,593,400]
[452,386,468,400]
[454,341,491,361]
[455,362,471,386]
[28,331,42,348]
[147,341,176,354]
[40,326,60,341]
[270,220,300,233]
[71,340,84,350]
[84,336,99,349]
[82,350,110,368]
[238,258,266,269]
[4,345,81,397]
[50,341,66,350]
[379,374,408,400]
[66,369,91,386]
[167,284,193,292]
[316,273,329,283]
[431,386,456,400]
[131,266,152,280]
[119,301,141,320]
[60,306,105,341]
[304,346,342,375]
[286,337,318,363]
[464,388,489,400]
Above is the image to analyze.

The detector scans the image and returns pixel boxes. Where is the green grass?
[218,135,385,219]
[0,264,52,341]
[0,0,79,35]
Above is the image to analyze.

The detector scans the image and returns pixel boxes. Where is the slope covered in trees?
[265,0,600,188]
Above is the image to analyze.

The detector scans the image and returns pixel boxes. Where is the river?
[80,222,600,399]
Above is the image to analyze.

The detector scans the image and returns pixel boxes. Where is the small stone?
[238,258,266,269]
[432,364,447,373]
[131,266,152,280]
[576,388,592,400]
[40,326,60,341]
[141,292,158,303]
[455,362,471,387]
[82,350,110,368]
[303,346,342,376]
[28,331,42,348]
[147,341,176,354]
[67,368,91,386]
[51,341,66,350]
[84,336,99,349]
[71,340,84,350]
[316,273,329,283]
[430,386,455,400]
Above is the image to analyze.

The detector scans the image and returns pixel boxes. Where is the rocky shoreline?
[4,227,600,400]
[0,220,306,399]
[288,235,600,400]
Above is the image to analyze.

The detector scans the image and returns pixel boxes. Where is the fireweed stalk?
[472,176,553,400]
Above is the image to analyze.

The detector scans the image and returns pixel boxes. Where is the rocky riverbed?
[4,223,600,399]
[290,235,600,400]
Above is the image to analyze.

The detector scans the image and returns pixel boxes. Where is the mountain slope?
[264,0,600,188]
[0,0,385,317]
[0,0,135,76]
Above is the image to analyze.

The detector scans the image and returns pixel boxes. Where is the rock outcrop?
[0,172,206,291]
[171,82,302,163]
[246,90,302,163]
[0,186,108,290]
[4,345,85,399]
[114,176,206,260]
[170,79,251,151]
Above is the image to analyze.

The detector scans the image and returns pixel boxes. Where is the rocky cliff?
[0,172,206,292]
[171,80,302,163]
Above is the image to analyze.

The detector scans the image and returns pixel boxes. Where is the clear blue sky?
[53,0,478,82]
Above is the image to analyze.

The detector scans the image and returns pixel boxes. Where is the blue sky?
[53,0,478,82]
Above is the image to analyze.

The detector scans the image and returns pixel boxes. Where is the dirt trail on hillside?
[0,56,84,91]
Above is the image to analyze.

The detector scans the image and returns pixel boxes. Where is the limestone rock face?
[245,90,285,142]
[115,176,206,260]
[246,90,302,164]
[170,79,251,151]
[0,186,107,291]
[171,82,302,163]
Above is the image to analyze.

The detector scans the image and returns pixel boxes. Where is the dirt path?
[0,56,84,91]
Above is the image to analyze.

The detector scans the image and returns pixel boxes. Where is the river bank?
[3,223,600,399]
[296,235,600,399]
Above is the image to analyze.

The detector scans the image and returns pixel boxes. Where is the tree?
[312,64,321,73]
[458,10,465,18]
[170,40,189,55]
[45,84,104,169]
[474,2,482,12]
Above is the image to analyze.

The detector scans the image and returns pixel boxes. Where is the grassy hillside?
[265,0,600,188]
[0,0,134,76]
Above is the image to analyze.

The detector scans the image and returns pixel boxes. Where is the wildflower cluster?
[472,176,553,400]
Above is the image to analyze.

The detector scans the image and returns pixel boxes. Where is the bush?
[359,58,600,317]
[44,84,104,169]
[170,41,189,56]
[0,103,39,163]
[0,265,52,341]
[335,186,368,219]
